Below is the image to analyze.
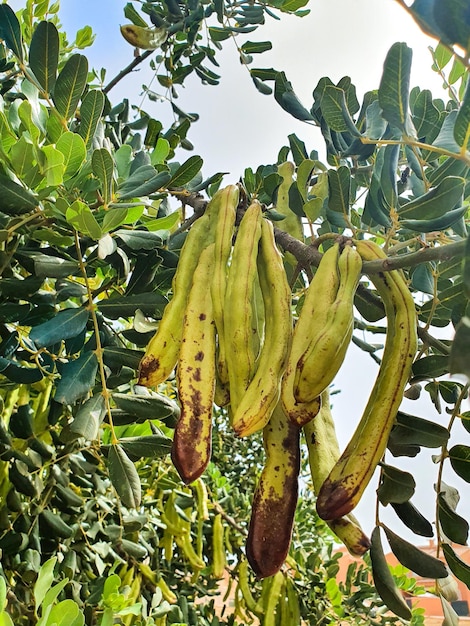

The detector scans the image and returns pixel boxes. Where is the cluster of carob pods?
[138,184,418,579]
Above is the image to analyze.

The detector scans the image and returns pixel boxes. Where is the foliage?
[0,0,469,624]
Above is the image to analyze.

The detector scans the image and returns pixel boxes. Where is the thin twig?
[74,231,117,443]
[212,501,247,536]
[103,50,154,94]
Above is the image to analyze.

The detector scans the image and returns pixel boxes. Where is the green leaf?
[29,307,89,348]
[363,175,391,228]
[18,96,46,141]
[102,347,144,370]
[0,4,23,61]
[449,444,470,482]
[454,82,470,149]
[377,464,416,505]
[56,131,86,179]
[108,444,141,508]
[411,263,435,295]
[434,0,470,52]
[378,42,412,131]
[112,392,180,422]
[390,501,434,537]
[150,137,171,165]
[275,72,315,122]
[115,435,172,460]
[409,2,447,43]
[354,285,385,322]
[114,229,165,250]
[167,155,203,188]
[102,206,144,233]
[327,166,350,216]
[389,411,450,448]
[31,254,79,278]
[0,357,43,384]
[400,206,467,234]
[370,527,412,620]
[412,88,442,141]
[74,24,95,49]
[78,89,105,147]
[52,54,88,120]
[383,525,448,578]
[0,576,7,609]
[98,292,167,319]
[303,197,323,222]
[0,531,29,555]
[9,137,34,180]
[461,411,470,434]
[380,144,399,210]
[438,492,469,545]
[0,176,37,215]
[295,159,315,202]
[40,145,65,186]
[0,609,14,626]
[123,2,149,27]
[66,200,102,240]
[442,543,470,590]
[92,148,114,205]
[190,172,227,193]
[411,354,450,380]
[34,557,57,611]
[364,98,387,140]
[449,317,470,380]
[320,85,361,135]
[287,133,308,166]
[114,145,132,181]
[29,21,59,94]
[250,67,278,82]
[433,43,453,70]
[70,393,106,440]
[463,235,470,300]
[241,40,272,54]
[118,169,171,200]
[43,599,84,626]
[208,26,231,42]
[0,110,18,154]
[0,276,43,298]
[118,540,148,561]
[434,111,461,153]
[55,351,98,405]
[280,0,309,11]
[288,181,305,217]
[399,176,465,219]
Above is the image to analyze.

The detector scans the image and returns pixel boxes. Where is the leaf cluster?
[0,0,469,624]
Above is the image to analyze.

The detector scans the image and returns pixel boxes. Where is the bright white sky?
[55,0,449,176]
[14,0,469,545]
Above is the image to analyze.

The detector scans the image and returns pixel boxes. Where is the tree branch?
[212,501,247,536]
[103,50,154,94]
[165,191,467,276]
[417,326,451,355]
[361,239,466,274]
[273,228,322,268]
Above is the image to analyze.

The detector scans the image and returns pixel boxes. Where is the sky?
[53,0,449,176]
[13,0,470,546]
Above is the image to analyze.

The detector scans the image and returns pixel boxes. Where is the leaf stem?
[103,49,154,94]
[73,231,118,444]
[361,135,470,167]
[435,382,470,559]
